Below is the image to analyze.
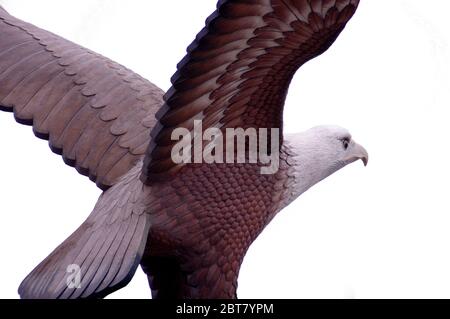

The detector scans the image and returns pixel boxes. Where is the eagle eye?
[341,137,350,150]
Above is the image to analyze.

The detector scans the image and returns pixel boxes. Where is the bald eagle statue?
[0,0,366,298]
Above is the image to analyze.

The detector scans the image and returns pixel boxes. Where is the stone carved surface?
[0,1,364,299]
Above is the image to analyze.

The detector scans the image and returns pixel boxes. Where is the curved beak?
[344,141,369,166]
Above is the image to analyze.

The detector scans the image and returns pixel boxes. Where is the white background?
[0,0,449,299]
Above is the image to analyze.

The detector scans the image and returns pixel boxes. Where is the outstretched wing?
[141,0,360,183]
[0,5,164,190]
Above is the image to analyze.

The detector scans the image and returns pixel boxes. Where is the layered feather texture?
[0,6,164,189]
[19,164,152,299]
[142,0,360,182]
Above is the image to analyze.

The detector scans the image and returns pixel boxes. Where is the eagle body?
[142,143,295,299]
[0,1,366,299]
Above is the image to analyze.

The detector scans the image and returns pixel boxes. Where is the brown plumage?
[0,4,163,190]
[0,0,363,299]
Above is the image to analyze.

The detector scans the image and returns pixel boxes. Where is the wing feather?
[19,166,151,299]
[0,6,164,189]
[141,0,360,183]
